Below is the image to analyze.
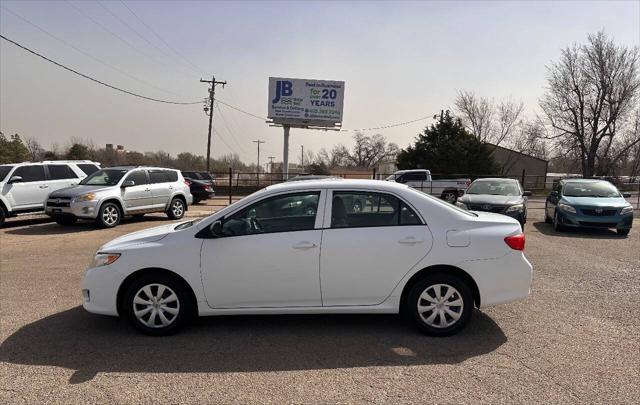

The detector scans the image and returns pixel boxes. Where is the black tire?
[55,216,77,226]
[122,273,194,336]
[553,210,564,232]
[167,197,186,220]
[617,228,630,236]
[545,204,552,223]
[407,273,474,337]
[441,192,457,204]
[96,202,121,228]
[0,205,6,227]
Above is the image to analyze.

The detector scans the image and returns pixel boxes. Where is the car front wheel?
[407,273,473,336]
[167,198,185,220]
[123,274,193,336]
[553,210,564,232]
[96,202,121,228]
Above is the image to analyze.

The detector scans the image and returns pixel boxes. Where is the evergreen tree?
[396,111,498,175]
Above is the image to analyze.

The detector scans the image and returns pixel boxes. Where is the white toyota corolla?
[82,179,532,336]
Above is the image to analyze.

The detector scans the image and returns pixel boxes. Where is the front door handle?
[398,237,424,245]
[292,241,317,250]
[39,185,49,189]
[145,188,151,192]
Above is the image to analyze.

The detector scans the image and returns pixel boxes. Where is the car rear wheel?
[96,202,121,228]
[617,228,630,236]
[55,216,77,226]
[407,273,473,336]
[123,274,193,336]
[167,198,185,220]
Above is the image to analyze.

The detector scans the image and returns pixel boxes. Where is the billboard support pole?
[283,125,290,180]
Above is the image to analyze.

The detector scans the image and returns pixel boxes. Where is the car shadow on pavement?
[532,221,627,239]
[0,307,506,384]
[3,216,169,236]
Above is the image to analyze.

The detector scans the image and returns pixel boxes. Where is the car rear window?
[165,170,178,182]
[77,164,100,176]
[47,164,78,180]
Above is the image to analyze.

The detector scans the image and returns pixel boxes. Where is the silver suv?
[0,160,101,226]
[45,166,192,228]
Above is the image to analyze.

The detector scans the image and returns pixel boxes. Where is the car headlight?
[74,192,96,202]
[558,203,576,214]
[90,252,120,268]
[505,204,524,213]
[620,206,634,215]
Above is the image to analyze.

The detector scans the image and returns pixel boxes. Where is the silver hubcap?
[102,206,119,225]
[417,284,464,328]
[133,283,180,328]
[172,200,184,216]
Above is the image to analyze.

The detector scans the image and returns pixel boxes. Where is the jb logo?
[272,80,293,103]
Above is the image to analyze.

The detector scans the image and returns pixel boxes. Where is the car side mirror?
[8,175,23,184]
[622,192,631,198]
[122,180,135,188]
[549,191,558,197]
[210,220,223,237]
[523,191,532,197]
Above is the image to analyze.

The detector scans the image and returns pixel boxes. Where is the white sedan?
[82,179,532,336]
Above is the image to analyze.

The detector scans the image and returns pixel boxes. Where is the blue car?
[545,179,634,235]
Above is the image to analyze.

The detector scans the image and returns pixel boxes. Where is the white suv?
[0,160,101,226]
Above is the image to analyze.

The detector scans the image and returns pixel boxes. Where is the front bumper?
[45,199,99,219]
[82,265,125,316]
[556,209,633,229]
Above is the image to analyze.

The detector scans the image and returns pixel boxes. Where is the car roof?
[561,178,606,183]
[0,160,99,166]
[265,178,410,192]
[472,178,517,182]
[107,166,178,171]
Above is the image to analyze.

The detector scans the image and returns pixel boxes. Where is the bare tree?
[455,90,524,147]
[24,137,44,161]
[346,133,399,168]
[540,31,640,176]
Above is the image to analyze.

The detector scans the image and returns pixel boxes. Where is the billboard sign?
[268,77,345,127]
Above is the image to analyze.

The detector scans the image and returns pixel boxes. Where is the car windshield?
[563,181,621,198]
[0,165,15,182]
[466,181,520,196]
[79,169,128,186]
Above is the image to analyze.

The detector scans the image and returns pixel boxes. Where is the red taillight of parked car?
[203,185,212,192]
[184,180,191,186]
[504,233,525,250]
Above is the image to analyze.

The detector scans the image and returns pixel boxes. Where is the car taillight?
[504,233,525,251]
[204,185,212,191]
[184,180,191,186]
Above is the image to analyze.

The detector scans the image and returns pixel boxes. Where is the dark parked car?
[457,178,531,226]
[545,179,633,235]
[182,171,215,204]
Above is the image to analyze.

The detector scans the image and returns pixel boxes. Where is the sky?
[1,0,639,167]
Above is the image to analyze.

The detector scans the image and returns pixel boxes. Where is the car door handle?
[398,237,424,245]
[39,185,49,189]
[145,188,151,191]
[292,241,317,250]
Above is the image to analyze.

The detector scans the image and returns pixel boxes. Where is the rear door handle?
[398,237,424,245]
[39,185,49,189]
[292,241,317,250]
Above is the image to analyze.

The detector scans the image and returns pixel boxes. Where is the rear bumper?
[557,210,633,229]
[459,251,533,308]
[191,190,215,200]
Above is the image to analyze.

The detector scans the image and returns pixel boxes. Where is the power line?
[347,116,432,132]
[1,5,188,98]
[215,104,249,154]
[118,0,208,76]
[0,34,201,105]
[215,98,267,121]
[65,0,197,83]
[97,1,200,78]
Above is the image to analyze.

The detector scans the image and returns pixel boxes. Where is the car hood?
[561,196,629,207]
[459,194,523,205]
[49,185,115,198]
[99,223,178,251]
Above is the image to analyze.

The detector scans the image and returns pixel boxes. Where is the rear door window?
[164,170,178,182]
[331,191,423,228]
[46,165,78,180]
[12,165,46,182]
[149,170,169,183]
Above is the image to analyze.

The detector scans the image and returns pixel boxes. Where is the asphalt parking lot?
[0,202,638,404]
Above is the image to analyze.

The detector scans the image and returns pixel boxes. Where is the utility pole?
[253,140,265,173]
[301,145,304,172]
[200,75,226,172]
